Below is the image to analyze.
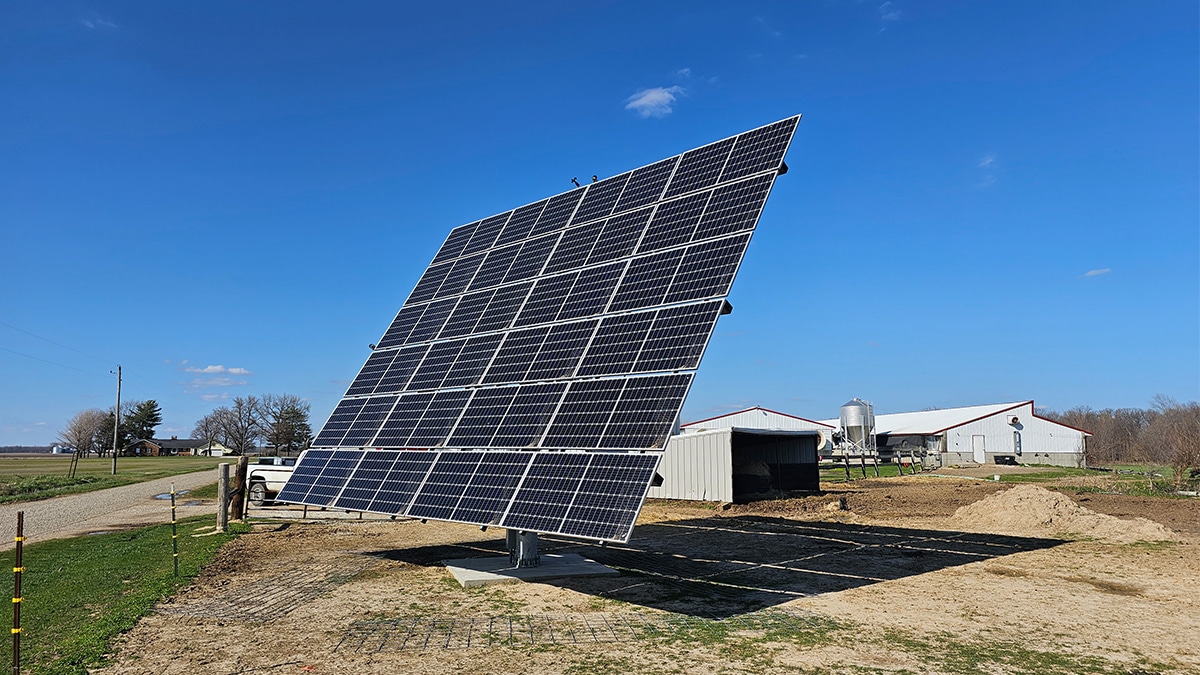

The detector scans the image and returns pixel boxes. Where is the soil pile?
[947,484,1177,543]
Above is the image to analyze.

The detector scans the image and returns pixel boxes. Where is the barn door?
[971,435,986,463]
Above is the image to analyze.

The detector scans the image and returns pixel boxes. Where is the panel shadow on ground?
[371,516,1064,619]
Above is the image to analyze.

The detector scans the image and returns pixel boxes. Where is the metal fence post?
[13,511,24,675]
[170,484,179,577]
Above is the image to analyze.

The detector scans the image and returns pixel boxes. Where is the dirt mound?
[947,484,1177,543]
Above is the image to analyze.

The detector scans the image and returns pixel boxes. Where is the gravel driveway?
[0,469,221,549]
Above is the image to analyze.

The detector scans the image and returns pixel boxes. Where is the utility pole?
[111,365,121,475]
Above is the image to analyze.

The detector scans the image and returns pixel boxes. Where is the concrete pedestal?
[443,553,619,588]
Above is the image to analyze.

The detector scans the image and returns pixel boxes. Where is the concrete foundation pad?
[443,553,620,588]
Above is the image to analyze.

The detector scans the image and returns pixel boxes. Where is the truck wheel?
[249,482,267,507]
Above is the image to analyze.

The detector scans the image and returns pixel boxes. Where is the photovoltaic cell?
[571,173,630,225]
[441,333,503,388]
[557,262,625,321]
[373,345,429,394]
[559,453,659,541]
[502,234,558,284]
[312,399,367,447]
[407,452,484,520]
[474,281,532,333]
[607,249,684,312]
[376,304,426,349]
[346,350,396,396]
[528,190,585,238]
[587,208,652,265]
[446,386,517,447]
[663,137,736,199]
[461,212,510,257]
[500,452,591,533]
[526,320,596,380]
[431,222,478,265]
[719,117,799,183]
[541,379,625,448]
[576,313,654,377]
[491,382,566,447]
[494,200,547,247]
[367,451,437,513]
[374,393,434,447]
[664,233,751,304]
[613,157,677,212]
[405,298,458,344]
[334,450,400,511]
[601,374,692,449]
[451,451,534,525]
[637,190,711,254]
[293,115,800,543]
[341,395,398,447]
[303,450,364,506]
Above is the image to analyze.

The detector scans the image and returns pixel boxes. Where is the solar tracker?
[280,115,800,543]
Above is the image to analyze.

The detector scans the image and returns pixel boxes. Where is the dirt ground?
[101,475,1199,675]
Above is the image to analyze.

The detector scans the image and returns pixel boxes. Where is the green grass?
[0,516,246,675]
[0,456,225,504]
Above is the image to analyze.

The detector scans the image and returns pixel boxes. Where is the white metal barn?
[822,401,1089,468]
[648,411,825,503]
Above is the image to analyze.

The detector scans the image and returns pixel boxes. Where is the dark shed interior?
[729,430,819,500]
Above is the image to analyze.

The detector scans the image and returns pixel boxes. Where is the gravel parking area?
[0,469,221,548]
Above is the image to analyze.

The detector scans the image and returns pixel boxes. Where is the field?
[88,468,1198,675]
[0,455,226,503]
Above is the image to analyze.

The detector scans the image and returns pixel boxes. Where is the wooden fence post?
[217,463,230,533]
[231,456,249,521]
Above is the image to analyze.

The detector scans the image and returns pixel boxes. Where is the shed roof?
[682,406,835,430]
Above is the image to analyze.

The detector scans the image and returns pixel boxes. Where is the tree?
[95,400,141,457]
[192,410,222,455]
[260,394,312,455]
[212,396,265,455]
[1141,396,1200,488]
[125,400,163,442]
[58,409,109,457]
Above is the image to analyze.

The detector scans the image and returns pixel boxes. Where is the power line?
[0,320,116,366]
[0,344,102,377]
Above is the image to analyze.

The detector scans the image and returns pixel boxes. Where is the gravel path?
[0,469,221,549]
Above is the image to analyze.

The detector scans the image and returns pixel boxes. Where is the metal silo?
[839,398,876,453]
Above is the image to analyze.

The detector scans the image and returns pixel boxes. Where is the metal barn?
[647,427,821,503]
[821,401,1090,468]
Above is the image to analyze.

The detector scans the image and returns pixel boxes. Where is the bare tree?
[1140,396,1200,487]
[58,409,109,457]
[260,394,312,456]
[213,396,265,455]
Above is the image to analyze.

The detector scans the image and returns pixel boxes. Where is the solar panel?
[281,115,800,543]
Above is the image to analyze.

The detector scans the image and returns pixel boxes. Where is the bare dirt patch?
[98,481,1200,675]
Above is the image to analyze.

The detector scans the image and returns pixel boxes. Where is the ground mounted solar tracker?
[279,115,801,550]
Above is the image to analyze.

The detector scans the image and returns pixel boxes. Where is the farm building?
[647,409,825,503]
[818,401,1089,468]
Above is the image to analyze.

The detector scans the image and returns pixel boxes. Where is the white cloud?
[978,154,995,167]
[879,2,901,22]
[754,16,782,37]
[1084,268,1111,277]
[184,364,253,375]
[81,15,117,29]
[676,68,692,78]
[977,174,997,187]
[625,86,685,118]
[200,392,230,402]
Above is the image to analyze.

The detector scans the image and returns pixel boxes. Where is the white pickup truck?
[247,456,298,506]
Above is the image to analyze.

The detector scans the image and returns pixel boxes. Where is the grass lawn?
[0,516,247,675]
[0,456,226,504]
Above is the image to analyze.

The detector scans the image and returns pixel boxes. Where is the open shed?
[648,427,821,503]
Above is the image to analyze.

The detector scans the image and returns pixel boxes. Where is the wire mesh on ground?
[157,556,378,622]
[335,609,818,652]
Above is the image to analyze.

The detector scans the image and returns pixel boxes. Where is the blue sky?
[1,2,1196,445]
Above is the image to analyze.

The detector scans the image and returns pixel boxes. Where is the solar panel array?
[279,115,800,543]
